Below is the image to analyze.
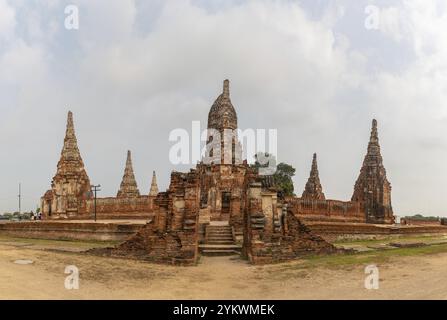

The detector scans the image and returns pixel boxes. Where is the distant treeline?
[0,210,40,221]
[402,214,440,221]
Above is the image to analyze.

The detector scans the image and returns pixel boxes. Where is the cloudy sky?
[0,0,446,218]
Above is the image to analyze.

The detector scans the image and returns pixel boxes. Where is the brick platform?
[0,220,145,241]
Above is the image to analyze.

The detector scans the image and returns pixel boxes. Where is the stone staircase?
[199,222,241,256]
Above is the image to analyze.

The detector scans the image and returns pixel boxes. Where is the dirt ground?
[1,236,447,299]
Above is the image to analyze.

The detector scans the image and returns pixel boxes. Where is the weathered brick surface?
[41,113,158,220]
[302,153,325,200]
[197,163,251,232]
[116,150,141,198]
[94,170,200,265]
[305,221,447,242]
[39,81,403,265]
[149,171,159,196]
[0,221,141,241]
[286,120,394,225]
[41,111,92,219]
[352,119,394,224]
[287,198,365,223]
[242,182,339,264]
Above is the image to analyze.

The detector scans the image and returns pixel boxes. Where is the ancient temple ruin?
[149,171,159,196]
[41,111,92,218]
[351,119,394,224]
[289,120,394,225]
[42,79,395,264]
[41,115,158,220]
[302,153,325,200]
[117,150,141,198]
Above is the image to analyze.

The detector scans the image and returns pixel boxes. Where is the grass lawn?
[333,234,447,246]
[298,242,447,270]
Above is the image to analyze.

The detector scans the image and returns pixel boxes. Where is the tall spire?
[55,111,90,180]
[58,111,85,170]
[49,111,92,216]
[117,150,140,198]
[352,119,394,224]
[205,79,242,165]
[149,171,159,196]
[223,79,230,97]
[207,79,237,131]
[367,119,380,156]
[302,153,325,200]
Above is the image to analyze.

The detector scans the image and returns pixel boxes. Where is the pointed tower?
[117,150,140,198]
[352,119,393,224]
[149,171,159,196]
[302,153,325,200]
[45,111,92,217]
[208,79,237,132]
[205,79,242,165]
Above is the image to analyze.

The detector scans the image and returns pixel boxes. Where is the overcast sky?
[0,0,446,217]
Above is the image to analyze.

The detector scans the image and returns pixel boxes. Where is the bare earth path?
[0,239,447,299]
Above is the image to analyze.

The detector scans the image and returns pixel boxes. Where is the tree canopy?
[251,152,296,196]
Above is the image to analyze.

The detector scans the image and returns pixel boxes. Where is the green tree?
[251,152,296,196]
[274,162,296,196]
[3,213,12,219]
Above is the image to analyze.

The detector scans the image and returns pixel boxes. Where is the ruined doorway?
[221,192,231,216]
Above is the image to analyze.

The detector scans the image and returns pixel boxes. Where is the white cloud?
[361,0,447,215]
[0,0,446,218]
[0,0,15,40]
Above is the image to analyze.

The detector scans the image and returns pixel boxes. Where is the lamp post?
[90,184,101,222]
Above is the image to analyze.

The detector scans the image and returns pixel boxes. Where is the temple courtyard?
[1,234,447,299]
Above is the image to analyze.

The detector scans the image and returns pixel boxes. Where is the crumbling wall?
[288,198,365,223]
[93,170,200,265]
[242,182,338,264]
[197,163,248,232]
[43,194,156,220]
[306,221,447,242]
[84,196,156,217]
[0,221,140,241]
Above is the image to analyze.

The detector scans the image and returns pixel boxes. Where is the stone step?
[207,232,233,236]
[203,224,236,254]
[207,236,234,241]
[199,244,241,250]
[207,234,232,238]
[207,230,233,236]
[208,236,233,239]
[201,250,240,256]
[206,227,232,231]
[207,231,233,235]
[206,240,235,245]
[209,221,230,226]
[199,245,242,256]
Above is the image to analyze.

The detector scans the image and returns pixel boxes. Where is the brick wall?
[288,198,366,223]
[92,170,201,265]
[242,182,338,264]
[0,221,141,241]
